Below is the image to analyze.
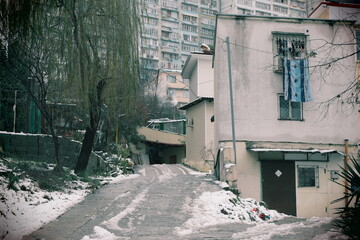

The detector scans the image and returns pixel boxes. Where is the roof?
[249,148,345,156]
[147,118,186,124]
[216,13,356,24]
[159,69,181,74]
[179,97,214,110]
[309,1,360,18]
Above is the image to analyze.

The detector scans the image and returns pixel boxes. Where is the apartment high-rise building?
[221,0,307,18]
[140,0,219,108]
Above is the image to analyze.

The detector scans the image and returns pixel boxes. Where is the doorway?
[261,161,297,216]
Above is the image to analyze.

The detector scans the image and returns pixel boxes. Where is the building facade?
[140,0,220,105]
[214,14,359,217]
[220,0,307,18]
[180,52,215,172]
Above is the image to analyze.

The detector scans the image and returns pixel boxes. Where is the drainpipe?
[225,37,237,164]
[344,139,349,206]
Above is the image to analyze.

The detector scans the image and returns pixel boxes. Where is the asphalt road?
[24,164,343,240]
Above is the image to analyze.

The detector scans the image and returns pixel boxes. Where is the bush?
[332,156,360,239]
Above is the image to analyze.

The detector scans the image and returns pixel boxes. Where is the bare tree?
[0,0,68,171]
[1,0,142,174]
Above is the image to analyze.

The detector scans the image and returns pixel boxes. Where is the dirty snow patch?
[175,190,286,236]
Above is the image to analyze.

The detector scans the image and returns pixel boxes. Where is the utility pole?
[225,37,237,164]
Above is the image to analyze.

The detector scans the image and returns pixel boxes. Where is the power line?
[216,36,273,55]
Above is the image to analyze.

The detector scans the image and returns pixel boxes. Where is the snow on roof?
[249,148,345,155]
[179,97,214,110]
[147,118,186,124]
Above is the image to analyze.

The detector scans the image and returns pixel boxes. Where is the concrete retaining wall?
[0,131,103,174]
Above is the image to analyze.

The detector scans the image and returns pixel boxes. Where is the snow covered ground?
[0,161,347,240]
[0,158,134,240]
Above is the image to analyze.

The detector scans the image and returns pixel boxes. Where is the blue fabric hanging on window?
[283,58,312,102]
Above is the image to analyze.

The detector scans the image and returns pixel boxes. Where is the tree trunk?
[52,133,63,172]
[75,125,97,174]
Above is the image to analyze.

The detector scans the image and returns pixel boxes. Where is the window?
[201,0,217,7]
[273,0,287,4]
[256,11,271,16]
[298,166,319,187]
[200,8,217,16]
[182,23,198,33]
[143,28,158,36]
[182,90,189,98]
[290,0,305,9]
[272,32,307,72]
[237,0,252,6]
[290,9,306,18]
[273,5,288,14]
[256,1,271,10]
[279,95,302,120]
[183,14,198,23]
[201,18,215,26]
[356,30,360,61]
[142,16,158,25]
[162,0,177,9]
[167,75,177,83]
[200,28,215,36]
[167,88,176,96]
[162,20,179,29]
[238,8,253,15]
[182,4,198,13]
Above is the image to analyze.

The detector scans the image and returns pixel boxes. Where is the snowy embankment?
[0,158,132,240]
[0,176,88,240]
[175,182,286,236]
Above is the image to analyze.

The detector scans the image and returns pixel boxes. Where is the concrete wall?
[184,100,214,172]
[198,58,214,98]
[214,16,359,146]
[0,131,103,174]
[186,54,214,101]
[189,63,199,101]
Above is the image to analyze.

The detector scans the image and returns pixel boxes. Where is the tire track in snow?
[150,165,162,176]
[174,164,187,175]
[100,187,149,232]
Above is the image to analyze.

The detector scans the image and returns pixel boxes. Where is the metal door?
[261,161,297,216]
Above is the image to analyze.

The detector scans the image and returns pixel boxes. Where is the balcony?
[183,0,199,6]
[162,0,178,10]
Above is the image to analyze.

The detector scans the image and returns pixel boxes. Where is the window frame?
[297,165,319,188]
[278,94,303,121]
[272,32,307,73]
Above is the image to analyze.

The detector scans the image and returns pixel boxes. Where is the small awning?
[249,148,345,156]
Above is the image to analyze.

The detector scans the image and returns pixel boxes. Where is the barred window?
[298,165,319,188]
[272,32,307,72]
[279,95,302,120]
